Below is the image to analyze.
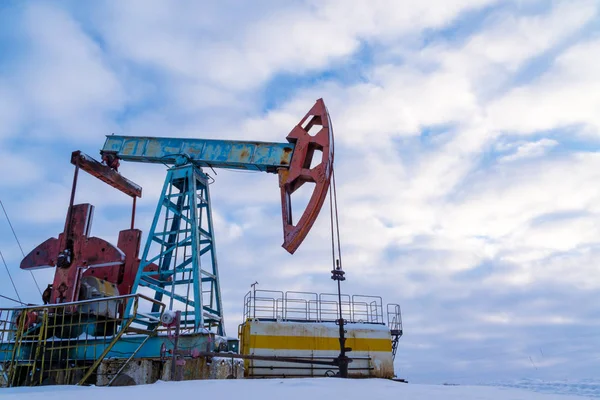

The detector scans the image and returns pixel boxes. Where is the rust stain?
[280,147,293,165]
[123,142,135,154]
[147,140,160,156]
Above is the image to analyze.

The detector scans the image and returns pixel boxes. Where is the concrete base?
[97,357,245,386]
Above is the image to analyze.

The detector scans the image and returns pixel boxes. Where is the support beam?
[101,136,295,173]
[71,151,142,198]
[126,164,225,335]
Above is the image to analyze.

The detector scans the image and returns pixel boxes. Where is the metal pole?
[337,280,348,378]
[251,281,258,319]
[56,163,80,273]
[332,259,349,378]
[131,196,136,229]
[171,311,181,381]
[65,164,80,248]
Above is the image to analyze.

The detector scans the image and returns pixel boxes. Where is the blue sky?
[1,0,600,385]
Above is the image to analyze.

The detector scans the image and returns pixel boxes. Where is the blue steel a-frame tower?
[133,163,223,334]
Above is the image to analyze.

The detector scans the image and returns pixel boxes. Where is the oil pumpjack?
[0,99,403,386]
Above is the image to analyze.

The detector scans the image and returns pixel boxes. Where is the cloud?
[487,37,600,134]
[0,84,23,143]
[459,0,595,70]
[94,0,500,91]
[0,2,126,144]
[0,149,45,186]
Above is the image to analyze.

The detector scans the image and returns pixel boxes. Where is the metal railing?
[243,290,400,327]
[387,304,402,334]
[0,293,165,387]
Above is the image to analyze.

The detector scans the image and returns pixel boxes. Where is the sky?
[1,0,600,385]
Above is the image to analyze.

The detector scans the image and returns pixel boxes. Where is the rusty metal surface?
[19,237,60,271]
[20,151,151,305]
[20,206,159,304]
[71,151,142,198]
[279,98,334,254]
[113,229,161,295]
[101,136,295,172]
[21,204,125,304]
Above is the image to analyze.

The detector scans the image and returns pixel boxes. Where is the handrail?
[1,293,161,312]
[387,304,403,333]
[0,293,166,387]
[243,289,400,328]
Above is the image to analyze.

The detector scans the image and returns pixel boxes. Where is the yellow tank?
[238,290,402,378]
[240,320,395,378]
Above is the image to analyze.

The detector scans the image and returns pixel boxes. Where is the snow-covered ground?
[2,378,599,400]
[492,379,600,399]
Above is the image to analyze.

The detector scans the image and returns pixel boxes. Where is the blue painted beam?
[102,135,295,172]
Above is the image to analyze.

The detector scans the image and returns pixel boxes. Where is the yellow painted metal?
[240,322,251,354]
[83,276,119,297]
[239,322,251,373]
[77,310,136,385]
[248,335,392,352]
[239,319,395,378]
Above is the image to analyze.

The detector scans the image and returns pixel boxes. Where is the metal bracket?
[71,151,141,198]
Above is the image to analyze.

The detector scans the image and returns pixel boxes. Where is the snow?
[2,378,598,400]
[493,378,600,399]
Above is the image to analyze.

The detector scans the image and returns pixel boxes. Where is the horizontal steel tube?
[102,135,295,172]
